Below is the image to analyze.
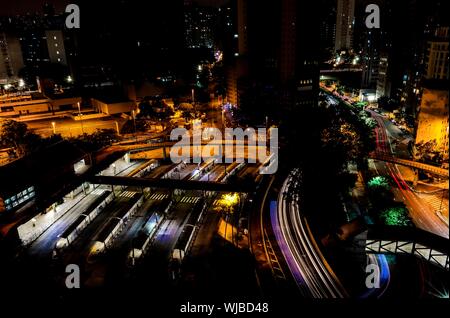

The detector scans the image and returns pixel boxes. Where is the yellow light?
[220,193,239,207]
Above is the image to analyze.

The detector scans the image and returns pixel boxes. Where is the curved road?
[273,169,348,298]
[370,110,448,238]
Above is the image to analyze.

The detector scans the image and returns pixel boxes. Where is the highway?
[273,169,348,298]
[369,110,448,238]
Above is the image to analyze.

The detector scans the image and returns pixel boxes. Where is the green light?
[368,176,389,190]
[380,206,412,226]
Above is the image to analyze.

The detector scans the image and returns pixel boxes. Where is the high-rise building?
[19,31,50,68]
[424,27,449,80]
[415,26,449,162]
[335,0,355,52]
[45,30,67,65]
[320,0,337,61]
[376,53,390,98]
[360,30,380,88]
[415,86,449,161]
[0,32,24,81]
[225,0,246,106]
[226,0,319,110]
[184,1,217,49]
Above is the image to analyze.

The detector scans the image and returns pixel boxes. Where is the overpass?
[370,153,449,178]
[88,175,254,192]
[360,225,448,271]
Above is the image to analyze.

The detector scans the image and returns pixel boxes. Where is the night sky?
[0,0,231,15]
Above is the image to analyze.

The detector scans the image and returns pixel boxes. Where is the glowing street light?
[51,122,56,134]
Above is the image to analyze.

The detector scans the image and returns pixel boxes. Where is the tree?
[71,129,118,152]
[379,205,413,227]
[0,119,64,158]
[182,110,192,122]
[214,193,239,214]
[368,176,389,190]
[0,120,35,157]
[367,176,394,209]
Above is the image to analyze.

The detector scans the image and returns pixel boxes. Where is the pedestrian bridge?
[88,175,254,192]
[370,153,449,178]
[361,225,448,271]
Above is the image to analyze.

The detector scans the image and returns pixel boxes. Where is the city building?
[415,84,449,161]
[424,27,449,81]
[376,53,390,98]
[0,141,88,214]
[184,1,217,49]
[0,91,81,118]
[319,0,337,61]
[226,0,319,110]
[91,97,136,115]
[414,27,449,162]
[335,0,355,52]
[45,30,67,65]
[0,32,24,83]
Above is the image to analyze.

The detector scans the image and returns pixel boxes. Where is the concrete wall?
[51,97,81,111]
[92,98,135,115]
[415,88,449,155]
[15,101,51,114]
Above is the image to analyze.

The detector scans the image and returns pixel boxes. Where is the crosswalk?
[180,197,221,206]
[143,192,226,206]
[90,188,104,196]
[148,193,169,201]
[418,192,449,215]
[179,196,201,204]
[120,191,137,198]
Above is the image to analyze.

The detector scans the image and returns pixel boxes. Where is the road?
[369,110,448,238]
[134,192,201,292]
[199,164,228,182]
[26,117,122,138]
[273,169,348,298]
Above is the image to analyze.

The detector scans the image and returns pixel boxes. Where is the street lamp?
[115,121,120,135]
[77,102,84,135]
[79,113,84,135]
[51,122,56,134]
[221,108,225,132]
[132,110,137,141]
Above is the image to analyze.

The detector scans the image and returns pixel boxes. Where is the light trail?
[272,170,348,298]
[370,110,448,238]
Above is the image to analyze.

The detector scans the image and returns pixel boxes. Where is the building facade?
[335,0,355,52]
[0,33,24,83]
